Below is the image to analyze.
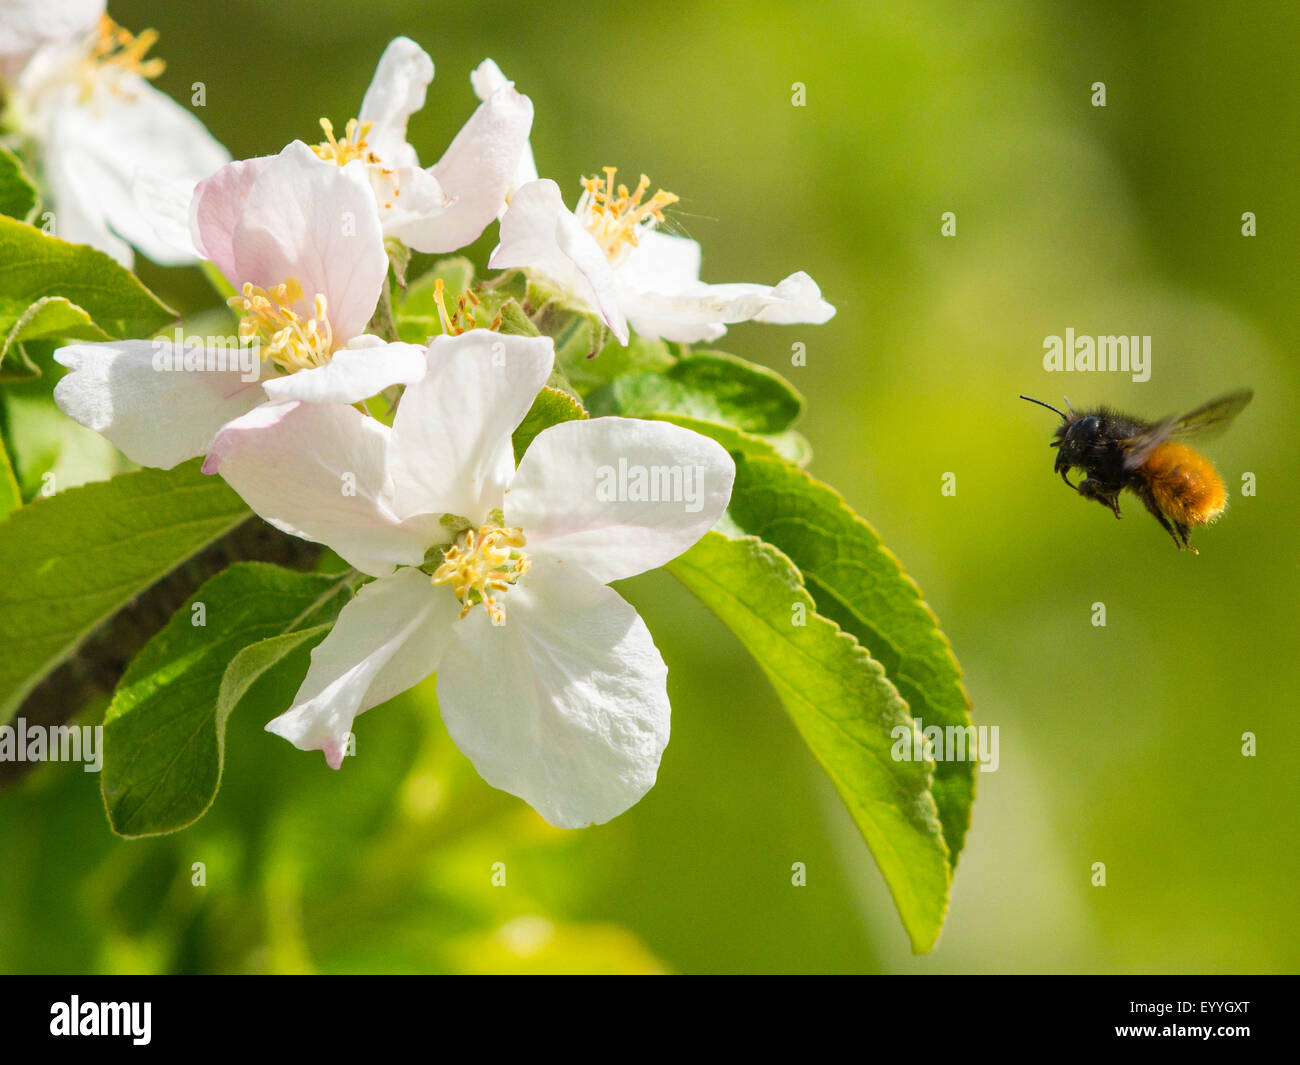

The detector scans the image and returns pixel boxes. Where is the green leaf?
[640,411,813,467]
[491,298,541,337]
[101,563,358,837]
[403,252,476,296]
[0,461,249,721]
[526,293,693,392]
[724,454,975,867]
[0,340,41,381]
[555,324,675,394]
[0,147,37,221]
[3,387,124,499]
[0,215,176,342]
[512,385,588,463]
[591,349,804,434]
[668,532,950,952]
[0,431,21,518]
[1,296,115,379]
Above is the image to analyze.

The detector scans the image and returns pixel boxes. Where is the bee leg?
[1175,522,1199,555]
[1135,487,1188,551]
[1077,478,1123,518]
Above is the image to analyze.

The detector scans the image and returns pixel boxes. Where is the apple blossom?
[297,36,533,254]
[489,166,836,345]
[203,330,736,828]
[53,141,426,469]
[0,7,229,265]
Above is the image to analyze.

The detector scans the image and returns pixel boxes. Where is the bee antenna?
[1019,394,1067,420]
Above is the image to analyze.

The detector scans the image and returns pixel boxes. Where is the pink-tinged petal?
[437,563,670,828]
[388,330,553,523]
[231,141,387,343]
[191,155,274,284]
[205,400,432,577]
[53,340,264,468]
[268,567,456,769]
[358,36,433,170]
[0,0,103,58]
[489,179,628,343]
[470,59,538,193]
[506,416,735,584]
[261,339,426,404]
[391,80,534,253]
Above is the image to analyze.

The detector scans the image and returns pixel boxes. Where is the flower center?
[576,166,679,264]
[228,278,334,374]
[431,279,502,337]
[89,15,166,79]
[432,524,530,624]
[312,118,380,167]
[77,15,165,100]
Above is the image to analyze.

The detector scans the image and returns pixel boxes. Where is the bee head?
[1021,396,1095,475]
[1052,414,1101,474]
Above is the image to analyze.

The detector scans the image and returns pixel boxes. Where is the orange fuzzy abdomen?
[1138,442,1227,526]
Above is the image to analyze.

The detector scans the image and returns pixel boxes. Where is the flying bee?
[1019,389,1253,554]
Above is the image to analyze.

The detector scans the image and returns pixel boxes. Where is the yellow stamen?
[432,279,503,336]
[312,117,380,166]
[91,15,166,79]
[226,278,334,374]
[577,165,678,263]
[432,525,530,624]
[79,15,166,100]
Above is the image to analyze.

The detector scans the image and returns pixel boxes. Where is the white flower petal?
[130,170,202,263]
[437,564,670,828]
[204,400,432,577]
[38,82,229,266]
[40,130,131,264]
[53,341,264,468]
[232,141,387,343]
[755,271,837,324]
[620,309,726,346]
[268,567,456,769]
[378,162,447,234]
[620,269,836,344]
[388,330,553,523]
[506,416,735,583]
[489,179,627,343]
[618,230,702,291]
[390,77,534,253]
[358,36,434,170]
[0,0,103,58]
[261,339,426,405]
[470,58,538,194]
[468,58,508,101]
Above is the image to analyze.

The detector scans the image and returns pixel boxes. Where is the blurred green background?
[2,0,1296,973]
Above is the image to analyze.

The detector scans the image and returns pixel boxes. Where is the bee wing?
[1122,389,1253,469]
